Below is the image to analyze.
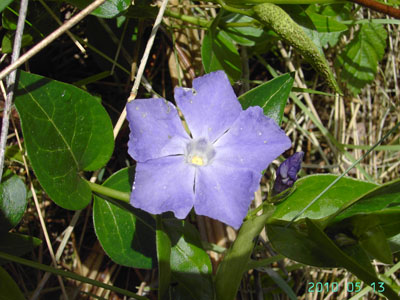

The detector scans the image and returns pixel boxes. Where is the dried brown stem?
[350,0,400,19]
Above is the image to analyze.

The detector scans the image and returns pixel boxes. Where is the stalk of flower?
[126,70,291,229]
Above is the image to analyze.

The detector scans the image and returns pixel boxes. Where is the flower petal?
[214,106,291,173]
[174,71,242,142]
[127,98,190,162]
[194,161,260,229]
[131,156,195,218]
[273,151,304,195]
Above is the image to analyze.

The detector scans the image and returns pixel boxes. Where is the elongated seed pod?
[253,3,342,94]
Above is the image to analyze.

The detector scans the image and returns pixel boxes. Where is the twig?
[0,0,106,81]
[0,0,29,183]
[350,0,400,19]
[128,0,170,101]
[38,0,86,54]
[113,0,170,140]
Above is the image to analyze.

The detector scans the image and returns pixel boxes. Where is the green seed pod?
[253,3,342,94]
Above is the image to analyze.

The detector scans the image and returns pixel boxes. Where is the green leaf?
[332,178,400,222]
[305,10,348,33]
[2,7,17,30]
[15,71,114,210]
[221,14,266,47]
[202,30,241,83]
[66,0,131,18]
[356,221,393,264]
[216,207,274,300]
[238,73,294,125]
[2,31,33,53]
[93,167,156,269]
[335,22,387,95]
[0,266,25,300]
[306,219,400,300]
[305,6,348,47]
[0,232,41,264]
[156,216,171,300]
[262,268,297,300]
[0,0,13,13]
[388,233,400,253]
[269,174,376,223]
[267,223,339,268]
[0,176,26,232]
[163,219,214,300]
[5,146,24,165]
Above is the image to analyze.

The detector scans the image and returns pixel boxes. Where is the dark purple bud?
[273,152,304,195]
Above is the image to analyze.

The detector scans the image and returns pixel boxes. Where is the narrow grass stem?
[288,121,400,226]
[0,251,148,300]
[0,0,107,81]
[164,9,211,27]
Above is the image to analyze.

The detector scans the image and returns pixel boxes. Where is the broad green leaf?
[93,167,156,269]
[357,222,393,264]
[164,219,214,300]
[216,207,274,300]
[332,178,400,222]
[306,219,400,300]
[15,71,114,210]
[0,176,26,232]
[202,30,241,83]
[0,232,41,264]
[66,0,131,18]
[335,22,387,95]
[269,175,376,223]
[238,73,294,125]
[156,216,171,300]
[267,224,339,267]
[305,6,348,47]
[221,14,267,46]
[0,0,13,13]
[305,11,348,33]
[0,266,25,300]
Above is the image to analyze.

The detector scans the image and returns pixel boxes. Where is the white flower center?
[185,138,215,166]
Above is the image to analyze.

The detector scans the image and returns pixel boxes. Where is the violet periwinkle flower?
[272,152,304,196]
[126,71,291,229]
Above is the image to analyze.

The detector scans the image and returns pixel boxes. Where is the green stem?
[164,9,211,28]
[0,251,148,300]
[86,180,130,203]
[215,0,255,17]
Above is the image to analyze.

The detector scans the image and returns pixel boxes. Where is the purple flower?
[272,152,304,195]
[127,71,291,229]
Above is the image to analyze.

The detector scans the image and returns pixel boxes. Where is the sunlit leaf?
[66,0,131,18]
[202,30,241,83]
[335,22,387,95]
[238,73,294,125]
